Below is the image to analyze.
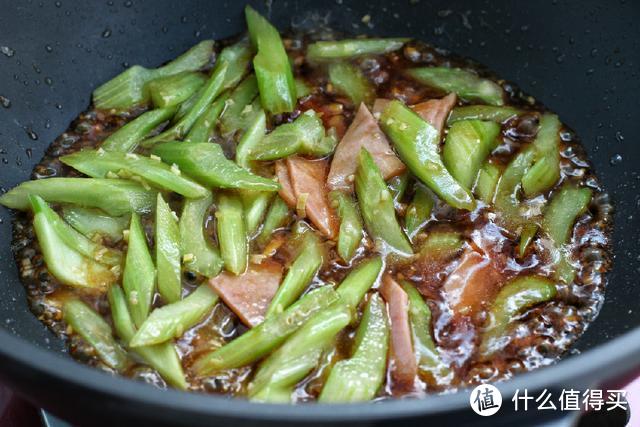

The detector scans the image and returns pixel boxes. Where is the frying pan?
[0,0,638,425]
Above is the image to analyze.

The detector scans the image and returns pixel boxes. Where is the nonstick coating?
[0,0,639,425]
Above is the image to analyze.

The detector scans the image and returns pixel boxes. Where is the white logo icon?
[470,384,502,416]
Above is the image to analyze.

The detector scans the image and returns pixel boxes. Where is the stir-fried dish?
[1,7,612,402]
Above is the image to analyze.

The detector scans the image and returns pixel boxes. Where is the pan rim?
[0,324,638,422]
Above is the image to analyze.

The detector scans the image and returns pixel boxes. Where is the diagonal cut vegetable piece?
[155,194,181,303]
[220,74,260,137]
[245,6,296,114]
[147,71,206,108]
[235,109,266,170]
[442,119,501,190]
[474,161,502,204]
[142,60,228,145]
[0,178,156,216]
[542,183,592,283]
[193,285,339,375]
[179,192,223,278]
[381,100,475,211]
[479,275,556,357]
[101,107,176,153]
[123,213,156,328]
[265,230,324,317]
[406,67,504,106]
[521,113,561,197]
[249,257,383,401]
[248,110,333,161]
[183,93,228,143]
[108,285,187,389]
[328,62,375,106]
[63,299,130,371]
[250,305,351,402]
[256,195,291,246]
[307,38,409,62]
[151,142,279,192]
[93,40,214,110]
[318,294,389,402]
[402,281,451,384]
[61,150,208,198]
[448,105,522,125]
[216,193,248,275]
[405,183,435,239]
[329,190,364,262]
[130,284,218,347]
[355,149,412,255]
[62,206,129,243]
[29,195,117,289]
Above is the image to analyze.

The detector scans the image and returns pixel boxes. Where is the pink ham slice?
[379,274,417,394]
[372,98,391,116]
[275,160,297,207]
[327,103,405,191]
[209,260,282,327]
[286,156,339,239]
[443,246,504,319]
[412,93,458,136]
[373,93,457,136]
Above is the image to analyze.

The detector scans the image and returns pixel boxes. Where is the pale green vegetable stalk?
[155,194,181,303]
[130,285,219,347]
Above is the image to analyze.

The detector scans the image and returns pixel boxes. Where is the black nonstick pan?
[0,0,639,425]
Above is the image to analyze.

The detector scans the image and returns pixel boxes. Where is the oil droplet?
[1,46,15,57]
[54,1,61,6]
[55,104,63,110]
[45,44,53,53]
[44,77,53,85]
[610,154,623,165]
[25,128,38,140]
[102,28,112,38]
[123,0,133,7]
[0,95,10,108]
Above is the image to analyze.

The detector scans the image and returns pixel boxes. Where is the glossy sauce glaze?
[10,31,612,400]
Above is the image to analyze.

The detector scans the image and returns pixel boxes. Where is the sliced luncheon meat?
[286,156,339,239]
[412,93,458,136]
[380,274,417,394]
[327,103,405,191]
[443,246,504,320]
[373,94,457,137]
[372,98,391,116]
[209,260,282,327]
[275,160,297,207]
